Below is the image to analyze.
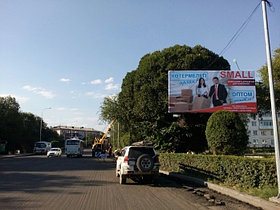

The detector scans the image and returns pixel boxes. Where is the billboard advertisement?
[168,70,257,113]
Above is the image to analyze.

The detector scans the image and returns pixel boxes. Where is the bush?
[205,111,248,155]
[159,153,277,189]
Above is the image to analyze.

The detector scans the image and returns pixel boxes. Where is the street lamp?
[40,107,51,142]
[233,58,241,70]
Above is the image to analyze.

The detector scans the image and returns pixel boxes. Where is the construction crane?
[92,120,115,157]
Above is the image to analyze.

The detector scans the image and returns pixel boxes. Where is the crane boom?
[92,120,115,157]
[99,120,115,144]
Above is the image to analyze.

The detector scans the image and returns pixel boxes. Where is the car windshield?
[66,140,80,145]
[34,143,46,148]
[51,148,60,151]
[128,147,155,158]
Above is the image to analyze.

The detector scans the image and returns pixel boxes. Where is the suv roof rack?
[131,141,153,146]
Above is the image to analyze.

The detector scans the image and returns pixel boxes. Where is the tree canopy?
[101,44,230,152]
[0,96,63,153]
[257,48,280,112]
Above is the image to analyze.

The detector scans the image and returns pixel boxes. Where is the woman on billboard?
[196,78,209,98]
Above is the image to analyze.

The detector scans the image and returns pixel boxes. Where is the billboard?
[168,70,257,113]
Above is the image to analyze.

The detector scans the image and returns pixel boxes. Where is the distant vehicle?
[33,141,52,154]
[65,137,84,158]
[116,141,160,184]
[92,120,114,157]
[47,148,62,157]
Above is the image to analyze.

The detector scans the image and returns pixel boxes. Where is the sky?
[0,0,279,132]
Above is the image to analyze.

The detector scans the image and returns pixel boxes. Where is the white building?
[52,126,103,140]
[247,113,280,147]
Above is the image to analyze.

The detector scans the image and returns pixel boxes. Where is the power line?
[218,2,261,56]
[208,1,262,68]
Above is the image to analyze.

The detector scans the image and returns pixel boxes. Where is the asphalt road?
[0,150,259,210]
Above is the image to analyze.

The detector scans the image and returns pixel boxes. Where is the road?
[0,150,259,210]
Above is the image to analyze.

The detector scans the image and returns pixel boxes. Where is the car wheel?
[137,154,154,172]
[120,174,126,184]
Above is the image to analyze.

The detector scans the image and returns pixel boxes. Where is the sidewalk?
[0,153,34,159]
[160,170,280,210]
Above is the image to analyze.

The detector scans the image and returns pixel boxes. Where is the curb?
[0,153,34,159]
[160,170,280,210]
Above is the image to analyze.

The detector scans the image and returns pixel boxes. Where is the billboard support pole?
[262,0,280,198]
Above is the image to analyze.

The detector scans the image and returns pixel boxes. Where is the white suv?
[116,145,160,184]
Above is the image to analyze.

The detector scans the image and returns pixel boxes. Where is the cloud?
[105,83,119,90]
[0,94,29,104]
[105,77,114,83]
[60,78,71,82]
[85,92,107,99]
[56,107,66,111]
[85,92,94,96]
[90,79,102,85]
[22,85,55,99]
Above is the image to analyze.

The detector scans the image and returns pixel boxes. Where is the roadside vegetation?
[100,44,230,152]
[100,45,280,200]
[0,96,63,154]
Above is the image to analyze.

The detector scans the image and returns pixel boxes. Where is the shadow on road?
[0,156,115,172]
[0,197,38,209]
[121,174,206,190]
[0,172,116,194]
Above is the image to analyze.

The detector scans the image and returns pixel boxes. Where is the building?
[247,113,280,147]
[52,126,103,140]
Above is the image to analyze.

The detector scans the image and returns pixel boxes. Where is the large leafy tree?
[101,45,230,152]
[257,48,280,112]
[205,110,248,155]
[0,96,22,152]
[100,95,119,123]
[259,48,280,90]
[0,96,63,153]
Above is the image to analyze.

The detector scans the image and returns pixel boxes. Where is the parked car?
[116,142,160,184]
[47,148,62,157]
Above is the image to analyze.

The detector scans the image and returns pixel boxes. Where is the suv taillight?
[154,155,159,163]
[124,156,128,162]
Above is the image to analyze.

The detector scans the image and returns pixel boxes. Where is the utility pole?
[118,122,120,149]
[262,0,280,199]
[40,107,51,142]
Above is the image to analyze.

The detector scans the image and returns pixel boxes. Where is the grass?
[177,170,278,200]
[240,186,278,200]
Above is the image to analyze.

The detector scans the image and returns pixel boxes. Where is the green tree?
[20,112,41,152]
[0,96,22,153]
[259,48,280,90]
[100,95,119,123]
[0,96,64,153]
[205,110,248,155]
[112,45,230,152]
[257,48,280,112]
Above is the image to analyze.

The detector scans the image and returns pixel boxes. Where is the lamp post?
[233,58,241,70]
[40,107,51,142]
[261,0,280,199]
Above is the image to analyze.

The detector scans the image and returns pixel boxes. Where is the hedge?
[159,153,277,189]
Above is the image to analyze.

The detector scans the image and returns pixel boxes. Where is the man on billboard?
[209,77,228,107]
